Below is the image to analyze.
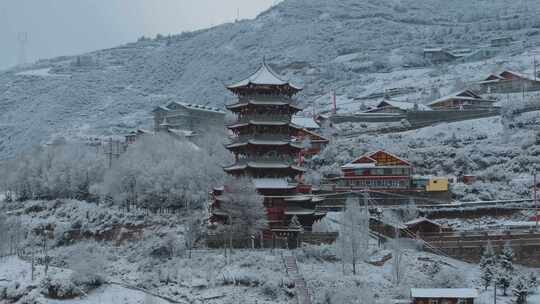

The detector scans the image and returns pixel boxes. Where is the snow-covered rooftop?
[227,61,302,90]
[341,163,377,169]
[411,288,478,299]
[284,207,315,215]
[428,90,496,106]
[377,100,432,111]
[173,102,226,114]
[252,178,297,189]
[404,217,441,227]
[292,115,320,129]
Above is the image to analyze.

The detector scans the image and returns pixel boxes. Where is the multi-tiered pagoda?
[212,61,325,234]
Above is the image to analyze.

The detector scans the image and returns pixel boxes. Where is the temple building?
[152,101,225,135]
[212,61,326,234]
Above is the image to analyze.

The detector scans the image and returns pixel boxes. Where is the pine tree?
[479,241,496,290]
[512,275,529,304]
[528,272,538,291]
[499,242,515,273]
[496,242,515,296]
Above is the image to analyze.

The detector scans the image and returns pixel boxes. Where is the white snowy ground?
[0,256,168,304]
[1,200,539,304]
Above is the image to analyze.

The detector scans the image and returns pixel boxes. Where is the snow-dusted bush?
[297,244,337,262]
[41,275,81,299]
[65,242,107,288]
[94,133,226,210]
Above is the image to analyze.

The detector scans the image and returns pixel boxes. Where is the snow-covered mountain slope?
[2,0,540,159]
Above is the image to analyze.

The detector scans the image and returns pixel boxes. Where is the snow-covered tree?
[3,143,106,201]
[513,274,530,304]
[337,195,370,275]
[499,242,515,273]
[66,242,107,287]
[528,272,538,291]
[479,241,497,290]
[185,210,201,259]
[94,133,226,211]
[495,242,515,296]
[400,198,419,223]
[220,176,268,238]
[390,228,407,286]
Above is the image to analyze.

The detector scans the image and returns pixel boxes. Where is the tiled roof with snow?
[252,178,297,189]
[404,217,441,227]
[172,102,225,114]
[292,116,321,129]
[341,163,377,169]
[227,62,302,90]
[411,288,478,299]
[284,207,315,215]
[428,90,495,106]
[378,100,432,111]
[343,150,412,168]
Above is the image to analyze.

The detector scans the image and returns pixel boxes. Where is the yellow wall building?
[426,177,449,192]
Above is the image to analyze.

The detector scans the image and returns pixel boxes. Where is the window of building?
[371,168,384,176]
[429,299,439,304]
[354,169,367,175]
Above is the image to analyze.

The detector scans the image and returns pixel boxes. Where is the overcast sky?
[0,0,281,70]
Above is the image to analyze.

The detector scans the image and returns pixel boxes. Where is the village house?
[490,37,513,47]
[475,70,540,93]
[152,101,226,134]
[412,176,449,192]
[125,129,153,144]
[428,90,497,110]
[404,218,442,236]
[423,48,458,64]
[366,99,432,114]
[410,288,478,304]
[330,150,413,191]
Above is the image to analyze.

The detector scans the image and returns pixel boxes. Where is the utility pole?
[41,230,49,276]
[31,251,35,281]
[332,91,337,115]
[534,171,538,229]
[534,56,537,82]
[17,32,28,65]
[104,138,121,168]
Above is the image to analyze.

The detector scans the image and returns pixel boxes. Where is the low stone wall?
[406,109,500,126]
[433,241,540,267]
[205,231,338,249]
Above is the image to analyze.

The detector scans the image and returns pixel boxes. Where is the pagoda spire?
[227,60,302,96]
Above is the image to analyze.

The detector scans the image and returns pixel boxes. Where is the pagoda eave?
[223,162,306,173]
[225,140,303,151]
[226,101,303,113]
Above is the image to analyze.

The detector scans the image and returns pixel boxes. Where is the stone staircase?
[284,254,311,304]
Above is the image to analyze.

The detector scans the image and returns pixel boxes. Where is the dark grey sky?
[0,0,281,70]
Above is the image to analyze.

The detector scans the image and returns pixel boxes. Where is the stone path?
[284,255,311,304]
